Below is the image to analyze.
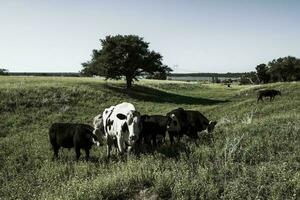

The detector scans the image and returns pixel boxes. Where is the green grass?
[0,76,299,199]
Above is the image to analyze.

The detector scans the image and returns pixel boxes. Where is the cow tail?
[49,126,57,150]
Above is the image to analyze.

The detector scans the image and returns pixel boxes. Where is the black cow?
[49,123,99,160]
[139,115,168,149]
[257,89,281,102]
[166,108,217,144]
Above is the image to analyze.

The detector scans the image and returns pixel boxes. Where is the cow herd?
[49,102,217,160]
[49,88,281,160]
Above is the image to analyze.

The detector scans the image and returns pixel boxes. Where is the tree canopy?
[255,56,300,84]
[81,35,172,88]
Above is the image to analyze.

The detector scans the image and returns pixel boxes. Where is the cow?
[257,89,281,102]
[102,102,142,157]
[49,123,99,160]
[92,114,106,145]
[166,108,217,145]
[93,113,118,153]
[138,115,168,149]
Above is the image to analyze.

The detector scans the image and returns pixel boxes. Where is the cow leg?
[152,134,157,149]
[53,146,59,159]
[114,141,119,154]
[75,147,81,161]
[170,135,174,145]
[188,127,199,144]
[84,148,90,161]
[117,137,124,155]
[127,145,134,156]
[177,136,181,143]
[169,132,174,145]
[106,144,111,158]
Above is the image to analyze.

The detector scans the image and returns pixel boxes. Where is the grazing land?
[0,76,299,199]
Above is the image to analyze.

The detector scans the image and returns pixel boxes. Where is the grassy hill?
[0,76,299,199]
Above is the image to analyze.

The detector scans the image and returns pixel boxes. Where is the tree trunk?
[126,77,132,89]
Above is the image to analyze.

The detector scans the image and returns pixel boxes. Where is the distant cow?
[166,108,217,144]
[49,123,99,160]
[139,115,168,149]
[102,102,142,157]
[257,89,281,102]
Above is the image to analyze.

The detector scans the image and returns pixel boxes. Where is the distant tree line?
[170,72,244,78]
[6,72,80,77]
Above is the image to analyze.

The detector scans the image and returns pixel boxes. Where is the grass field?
[0,76,299,200]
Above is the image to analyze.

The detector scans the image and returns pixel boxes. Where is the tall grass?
[0,76,299,199]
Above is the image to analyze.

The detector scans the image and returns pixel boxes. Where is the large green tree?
[81,35,172,88]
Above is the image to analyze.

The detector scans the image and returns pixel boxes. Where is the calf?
[139,115,167,149]
[49,123,99,160]
[93,113,118,153]
[166,108,217,144]
[257,89,281,102]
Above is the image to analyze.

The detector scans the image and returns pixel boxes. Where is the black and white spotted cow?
[102,102,142,157]
[166,108,217,144]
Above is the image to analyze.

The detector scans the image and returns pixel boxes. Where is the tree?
[0,68,8,75]
[268,56,300,82]
[255,63,270,83]
[81,35,172,88]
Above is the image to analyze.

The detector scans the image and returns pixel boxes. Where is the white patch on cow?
[167,114,181,132]
[207,121,217,133]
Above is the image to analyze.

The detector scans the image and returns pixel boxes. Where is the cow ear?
[117,113,127,120]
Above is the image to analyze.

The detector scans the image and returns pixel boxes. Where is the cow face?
[116,111,142,146]
[167,113,181,132]
[92,114,105,146]
[207,121,217,133]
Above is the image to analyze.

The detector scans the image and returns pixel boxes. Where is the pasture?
[0,76,299,199]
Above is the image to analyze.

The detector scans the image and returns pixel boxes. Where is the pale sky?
[0,0,299,73]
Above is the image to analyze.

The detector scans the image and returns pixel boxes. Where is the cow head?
[166,108,186,132]
[277,90,282,96]
[92,114,105,146]
[116,110,142,146]
[207,121,217,133]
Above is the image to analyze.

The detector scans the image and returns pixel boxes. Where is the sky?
[0,0,300,73]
